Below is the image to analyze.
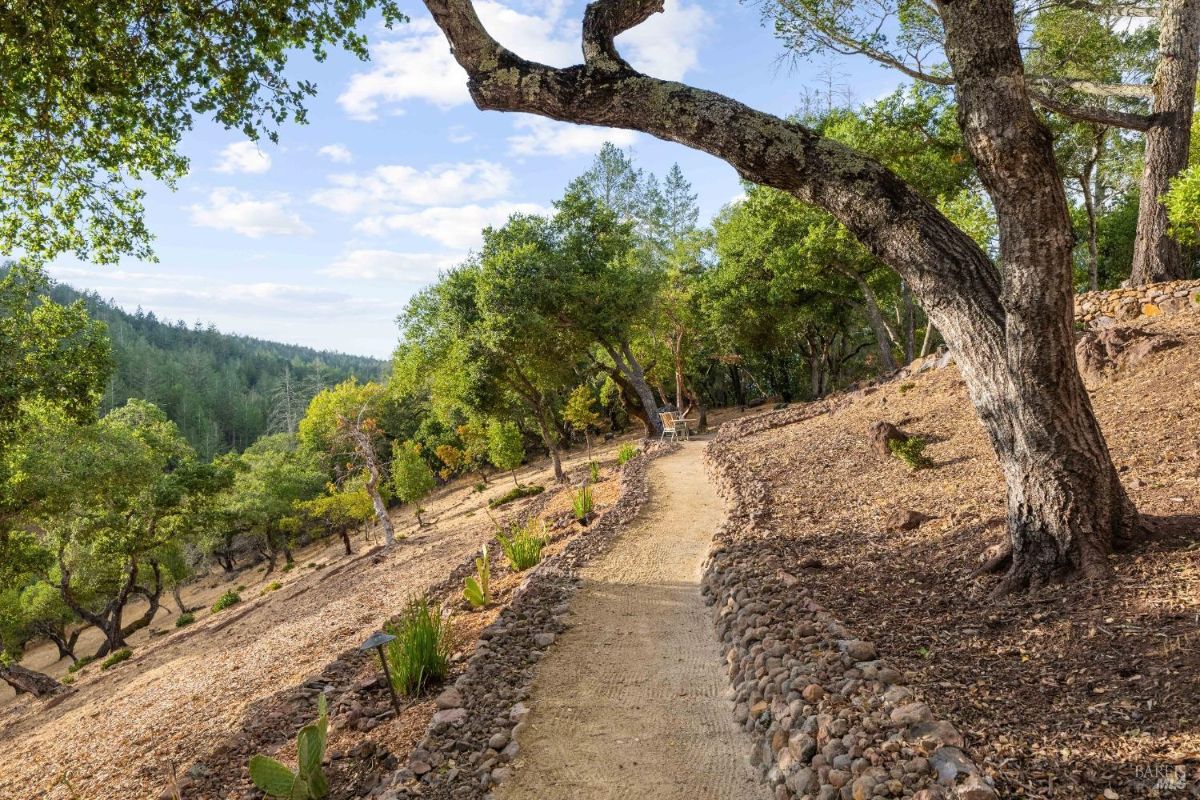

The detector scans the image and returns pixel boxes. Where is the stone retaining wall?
[1074,280,1200,327]
[385,443,675,799]
[703,430,997,800]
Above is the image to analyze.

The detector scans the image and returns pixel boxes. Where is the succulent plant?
[248,694,329,799]
[463,545,490,608]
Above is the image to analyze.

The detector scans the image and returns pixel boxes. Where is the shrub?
[248,694,329,799]
[100,648,132,670]
[572,485,594,525]
[385,597,452,696]
[281,562,295,572]
[61,675,75,685]
[211,590,241,613]
[175,612,195,628]
[888,436,933,470]
[462,545,491,609]
[616,443,640,466]
[68,655,97,673]
[898,382,916,394]
[473,481,487,494]
[487,483,543,509]
[262,582,282,594]
[497,520,546,572]
[487,420,524,486]
[588,460,600,483]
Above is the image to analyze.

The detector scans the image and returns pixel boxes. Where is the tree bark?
[0,664,61,697]
[421,0,1139,588]
[845,270,898,372]
[341,410,395,546]
[1130,0,1200,284]
[605,342,663,435]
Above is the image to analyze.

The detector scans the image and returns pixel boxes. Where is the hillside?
[48,282,387,456]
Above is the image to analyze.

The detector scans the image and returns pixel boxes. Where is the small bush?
[473,481,487,493]
[588,460,600,483]
[262,582,282,595]
[281,562,295,572]
[462,545,491,609]
[616,443,640,466]
[497,520,547,572]
[898,382,916,394]
[211,590,241,613]
[175,612,195,628]
[236,584,247,591]
[61,675,75,685]
[888,436,933,470]
[385,597,453,696]
[100,648,132,670]
[572,485,594,524]
[68,655,97,673]
[487,483,544,509]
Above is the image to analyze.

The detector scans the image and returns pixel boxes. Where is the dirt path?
[499,443,770,800]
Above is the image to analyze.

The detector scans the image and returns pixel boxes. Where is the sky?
[47,0,908,359]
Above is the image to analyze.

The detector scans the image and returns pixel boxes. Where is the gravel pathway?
[497,443,770,800]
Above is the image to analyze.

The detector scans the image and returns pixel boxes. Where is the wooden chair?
[659,411,695,441]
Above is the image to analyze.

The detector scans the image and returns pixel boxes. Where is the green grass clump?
[616,443,640,466]
[100,648,132,670]
[898,382,916,394]
[572,484,594,524]
[281,562,295,572]
[385,597,453,696]
[211,590,241,613]
[68,655,97,673]
[497,520,547,572]
[488,483,544,509]
[175,612,196,628]
[888,436,933,470]
[262,581,283,594]
[588,460,601,483]
[61,675,75,685]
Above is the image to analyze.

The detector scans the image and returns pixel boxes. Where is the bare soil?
[498,443,771,800]
[716,310,1200,797]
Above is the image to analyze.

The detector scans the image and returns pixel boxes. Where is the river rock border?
[703,429,998,800]
[383,442,675,799]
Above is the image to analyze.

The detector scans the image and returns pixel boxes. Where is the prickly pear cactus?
[248,694,329,799]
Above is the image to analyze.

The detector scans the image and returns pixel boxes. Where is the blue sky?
[49,0,907,359]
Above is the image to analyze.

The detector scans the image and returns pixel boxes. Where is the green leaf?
[248,755,298,798]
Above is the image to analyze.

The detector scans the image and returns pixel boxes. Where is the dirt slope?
[713,309,1200,797]
[499,444,771,800]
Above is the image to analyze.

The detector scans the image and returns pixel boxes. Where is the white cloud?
[508,116,637,157]
[616,0,712,80]
[311,160,513,215]
[188,189,313,238]
[214,141,272,174]
[338,21,471,120]
[448,126,475,144]
[360,202,551,249]
[322,249,464,282]
[318,144,354,164]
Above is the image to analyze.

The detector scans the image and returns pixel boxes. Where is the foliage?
[487,484,544,509]
[616,444,641,466]
[384,597,452,696]
[175,612,195,628]
[263,582,283,594]
[1,0,405,265]
[248,694,330,799]
[572,485,594,524]
[100,648,132,670]
[462,546,491,609]
[888,437,934,471]
[392,441,435,516]
[68,656,97,673]
[564,385,602,444]
[589,461,601,484]
[211,590,242,613]
[486,421,525,479]
[496,520,547,572]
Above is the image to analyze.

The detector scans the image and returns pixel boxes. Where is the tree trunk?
[0,664,61,697]
[122,561,163,638]
[727,364,746,408]
[605,342,663,435]
[1080,130,1104,292]
[421,0,1138,588]
[846,270,898,372]
[534,406,565,483]
[341,530,353,556]
[901,281,916,364]
[1130,0,1200,285]
[341,411,396,546]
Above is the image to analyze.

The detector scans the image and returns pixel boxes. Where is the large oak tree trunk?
[605,342,663,436]
[421,0,1140,587]
[1130,0,1200,285]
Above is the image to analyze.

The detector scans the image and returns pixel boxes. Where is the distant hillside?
[49,282,387,457]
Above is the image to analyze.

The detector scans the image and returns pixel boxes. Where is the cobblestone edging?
[385,442,676,799]
[703,435,998,800]
[1074,279,1200,326]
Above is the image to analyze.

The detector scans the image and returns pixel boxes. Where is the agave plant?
[463,545,491,608]
[248,694,329,799]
